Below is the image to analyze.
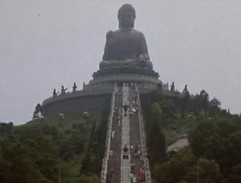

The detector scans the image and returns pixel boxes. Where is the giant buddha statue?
[99,4,153,71]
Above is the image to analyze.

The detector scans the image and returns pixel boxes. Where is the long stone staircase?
[101,83,151,183]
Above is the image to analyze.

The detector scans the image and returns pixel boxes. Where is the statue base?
[41,65,168,117]
[84,66,165,93]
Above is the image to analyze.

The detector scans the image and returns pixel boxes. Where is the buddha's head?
[118,4,136,29]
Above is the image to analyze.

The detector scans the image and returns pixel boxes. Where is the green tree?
[209,98,221,117]
[189,121,220,157]
[0,157,13,183]
[147,121,166,166]
[160,100,176,119]
[79,174,100,183]
[0,122,13,135]
[150,102,162,122]
[152,153,195,183]
[1,140,43,183]
[227,131,241,166]
[185,158,221,183]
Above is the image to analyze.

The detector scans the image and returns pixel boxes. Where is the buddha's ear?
[106,31,113,39]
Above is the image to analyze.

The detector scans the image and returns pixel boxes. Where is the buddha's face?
[118,4,135,28]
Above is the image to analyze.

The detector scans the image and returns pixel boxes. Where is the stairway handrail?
[136,89,152,183]
[101,83,117,183]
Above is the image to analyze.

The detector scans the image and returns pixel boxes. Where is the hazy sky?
[1,0,241,125]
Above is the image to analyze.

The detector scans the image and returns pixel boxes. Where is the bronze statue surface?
[100,4,153,70]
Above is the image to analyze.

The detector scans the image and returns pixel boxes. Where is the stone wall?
[42,93,111,116]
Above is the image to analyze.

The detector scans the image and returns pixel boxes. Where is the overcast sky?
[1,0,241,125]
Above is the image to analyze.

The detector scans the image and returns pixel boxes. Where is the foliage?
[81,112,108,175]
[0,111,106,183]
[143,101,166,166]
[153,152,221,183]
[79,173,100,183]
[0,122,13,135]
[189,119,241,182]
[146,120,166,166]
[141,87,241,183]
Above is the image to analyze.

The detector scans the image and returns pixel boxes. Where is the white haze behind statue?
[1,0,241,124]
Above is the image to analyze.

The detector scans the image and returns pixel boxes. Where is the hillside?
[141,88,241,183]
[0,111,108,183]
[1,87,241,183]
